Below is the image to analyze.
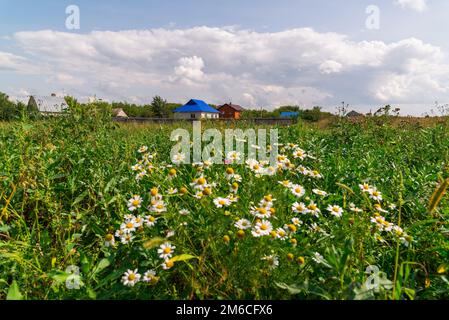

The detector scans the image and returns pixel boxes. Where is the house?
[112,108,128,118]
[173,99,220,120]
[280,111,299,118]
[218,103,244,119]
[346,110,363,117]
[28,95,68,114]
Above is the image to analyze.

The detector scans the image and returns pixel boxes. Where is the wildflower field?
[1,113,449,300]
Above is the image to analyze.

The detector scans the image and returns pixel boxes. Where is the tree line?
[1,91,332,121]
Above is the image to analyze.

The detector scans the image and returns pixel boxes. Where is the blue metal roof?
[280,111,299,118]
[173,99,219,113]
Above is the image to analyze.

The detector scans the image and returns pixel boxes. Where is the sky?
[1,0,449,115]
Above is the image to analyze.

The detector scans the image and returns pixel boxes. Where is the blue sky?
[1,0,448,115]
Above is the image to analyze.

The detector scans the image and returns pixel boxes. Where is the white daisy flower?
[292,202,308,214]
[161,259,174,270]
[290,184,306,198]
[297,166,311,176]
[308,170,323,179]
[143,270,157,283]
[171,152,186,165]
[179,209,190,216]
[213,197,232,208]
[312,252,325,264]
[261,255,279,270]
[369,188,383,202]
[226,151,242,163]
[167,188,178,195]
[327,205,343,218]
[291,217,303,226]
[276,228,288,240]
[307,201,321,217]
[250,206,272,219]
[359,183,373,193]
[150,200,167,213]
[122,269,141,287]
[278,180,292,188]
[127,195,143,211]
[131,163,143,171]
[374,204,388,213]
[253,220,273,236]
[158,242,175,260]
[145,215,157,227]
[120,220,136,234]
[138,146,148,153]
[120,233,134,244]
[234,219,252,230]
[293,148,307,160]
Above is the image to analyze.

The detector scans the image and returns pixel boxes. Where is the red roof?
[218,103,244,112]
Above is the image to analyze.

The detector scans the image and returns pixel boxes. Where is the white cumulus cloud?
[0,26,448,114]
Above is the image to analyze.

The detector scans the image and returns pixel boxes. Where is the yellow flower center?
[163,247,171,254]
[128,274,136,281]
[105,234,113,241]
[197,177,206,185]
[132,200,140,206]
[219,200,226,205]
[226,168,234,174]
[203,187,212,195]
[169,169,177,176]
[295,188,302,194]
[149,216,155,222]
[150,188,159,196]
[260,224,268,231]
[126,222,134,229]
[165,260,174,268]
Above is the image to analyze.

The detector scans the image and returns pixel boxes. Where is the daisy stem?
[392,171,404,300]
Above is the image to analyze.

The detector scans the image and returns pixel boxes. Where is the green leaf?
[7,280,24,300]
[275,282,302,294]
[92,258,111,276]
[72,191,89,207]
[170,254,198,263]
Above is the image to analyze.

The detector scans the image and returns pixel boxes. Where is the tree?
[0,92,24,120]
[150,96,167,118]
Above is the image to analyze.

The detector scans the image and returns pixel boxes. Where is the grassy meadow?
[1,112,449,300]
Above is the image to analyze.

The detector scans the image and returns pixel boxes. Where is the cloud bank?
[1,26,448,114]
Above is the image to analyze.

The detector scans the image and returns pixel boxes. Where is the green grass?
[1,115,449,300]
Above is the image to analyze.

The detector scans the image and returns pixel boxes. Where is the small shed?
[218,103,245,119]
[112,108,128,118]
[173,99,220,120]
[28,96,68,114]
